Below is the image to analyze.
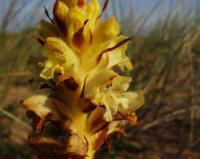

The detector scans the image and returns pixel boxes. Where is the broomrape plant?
[21,0,144,158]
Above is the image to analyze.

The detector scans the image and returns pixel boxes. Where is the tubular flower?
[21,0,144,159]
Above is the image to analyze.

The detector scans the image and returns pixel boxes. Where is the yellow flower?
[22,0,144,159]
[85,70,144,121]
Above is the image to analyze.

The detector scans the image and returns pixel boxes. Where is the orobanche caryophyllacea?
[21,0,144,158]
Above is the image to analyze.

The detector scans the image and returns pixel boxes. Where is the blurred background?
[0,0,200,158]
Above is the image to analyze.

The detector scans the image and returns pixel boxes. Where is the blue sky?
[0,0,199,32]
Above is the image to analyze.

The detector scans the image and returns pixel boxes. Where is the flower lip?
[96,37,133,64]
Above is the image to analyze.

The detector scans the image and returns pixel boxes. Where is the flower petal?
[122,91,145,112]
[94,16,120,42]
[84,69,117,98]
[21,95,73,120]
[86,0,101,24]
[40,37,79,79]
[84,70,139,121]
[87,107,108,133]
[100,36,133,70]
[66,134,88,157]
[21,95,56,118]
[54,0,69,27]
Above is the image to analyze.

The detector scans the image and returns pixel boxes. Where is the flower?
[22,0,144,159]
[84,69,144,121]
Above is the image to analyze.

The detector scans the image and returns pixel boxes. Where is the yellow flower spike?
[22,0,144,159]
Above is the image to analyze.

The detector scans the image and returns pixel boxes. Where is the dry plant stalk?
[21,0,144,158]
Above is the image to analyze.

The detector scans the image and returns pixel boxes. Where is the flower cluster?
[21,0,144,158]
